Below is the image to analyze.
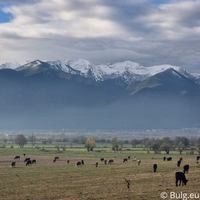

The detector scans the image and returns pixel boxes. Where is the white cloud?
[0,0,200,72]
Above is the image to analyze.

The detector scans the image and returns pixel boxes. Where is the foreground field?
[0,149,200,200]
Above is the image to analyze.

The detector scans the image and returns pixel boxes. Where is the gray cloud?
[0,0,200,73]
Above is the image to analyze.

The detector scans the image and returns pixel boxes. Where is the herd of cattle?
[10,154,200,187]
[11,155,37,167]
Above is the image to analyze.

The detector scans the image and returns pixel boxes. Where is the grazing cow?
[177,160,181,167]
[76,161,81,166]
[100,158,104,161]
[197,156,200,161]
[26,160,32,166]
[153,164,157,172]
[11,162,16,167]
[95,161,98,167]
[81,160,84,165]
[104,160,107,165]
[132,158,137,162]
[32,159,36,164]
[14,156,20,160]
[175,172,188,186]
[53,159,56,163]
[128,156,131,159]
[167,157,172,161]
[24,158,30,162]
[55,157,59,160]
[163,157,166,161]
[179,157,183,162]
[67,160,70,164]
[123,158,128,163]
[108,159,114,164]
[183,165,189,174]
[138,160,141,165]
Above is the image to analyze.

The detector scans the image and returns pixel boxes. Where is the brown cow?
[95,161,98,167]
[76,161,81,166]
[108,159,114,164]
[123,158,128,163]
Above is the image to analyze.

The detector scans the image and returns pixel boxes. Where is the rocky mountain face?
[0,59,200,130]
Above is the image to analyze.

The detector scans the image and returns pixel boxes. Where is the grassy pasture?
[0,148,200,200]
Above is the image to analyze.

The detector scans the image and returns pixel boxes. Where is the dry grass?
[0,154,200,200]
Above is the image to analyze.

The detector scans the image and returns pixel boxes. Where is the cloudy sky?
[0,0,200,73]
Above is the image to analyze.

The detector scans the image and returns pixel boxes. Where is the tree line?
[1,134,200,154]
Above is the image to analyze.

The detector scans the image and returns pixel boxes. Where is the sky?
[0,0,200,73]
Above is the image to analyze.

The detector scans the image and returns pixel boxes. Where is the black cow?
[81,160,84,165]
[26,160,32,166]
[108,159,114,164]
[153,164,157,172]
[24,158,30,162]
[14,156,20,160]
[104,160,107,165]
[76,161,81,166]
[32,159,36,164]
[167,157,172,161]
[100,158,104,161]
[177,160,181,167]
[175,172,188,186]
[183,165,189,174]
[163,157,166,161]
[123,158,128,163]
[128,156,131,159]
[11,162,16,167]
[23,154,26,156]
[55,157,59,160]
[197,156,200,161]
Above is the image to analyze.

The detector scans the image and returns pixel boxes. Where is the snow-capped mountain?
[0,59,198,84]
[9,59,197,84]
[47,59,194,83]
[1,59,200,130]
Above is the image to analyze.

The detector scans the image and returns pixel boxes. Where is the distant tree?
[160,142,172,154]
[152,143,160,151]
[145,139,154,150]
[111,137,118,145]
[15,134,27,148]
[174,137,189,147]
[72,136,87,144]
[47,137,54,144]
[130,139,140,147]
[118,140,124,149]
[85,137,96,152]
[112,143,119,152]
[178,142,185,154]
[195,138,200,149]
[28,134,37,146]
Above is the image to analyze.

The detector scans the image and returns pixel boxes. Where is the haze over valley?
[0,59,200,130]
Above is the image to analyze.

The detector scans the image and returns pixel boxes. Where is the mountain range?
[0,59,200,130]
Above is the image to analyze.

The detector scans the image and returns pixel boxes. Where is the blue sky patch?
[0,5,13,23]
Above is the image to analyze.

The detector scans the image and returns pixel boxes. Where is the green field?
[0,147,200,200]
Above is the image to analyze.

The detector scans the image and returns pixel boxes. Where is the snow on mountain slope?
[0,62,21,69]
[0,59,196,84]
[48,59,192,83]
